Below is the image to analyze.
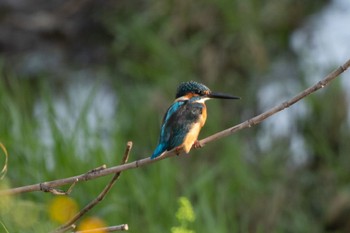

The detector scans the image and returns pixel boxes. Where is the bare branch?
[39,179,78,195]
[73,224,129,232]
[200,59,350,146]
[0,59,349,196]
[52,142,132,233]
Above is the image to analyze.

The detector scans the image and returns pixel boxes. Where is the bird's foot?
[193,140,203,149]
[174,146,182,156]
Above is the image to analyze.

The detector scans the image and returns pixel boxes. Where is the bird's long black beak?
[207,92,240,100]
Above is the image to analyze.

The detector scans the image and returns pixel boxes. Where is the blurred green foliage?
[2,0,350,233]
[171,196,196,233]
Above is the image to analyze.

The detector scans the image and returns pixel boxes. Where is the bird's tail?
[151,143,166,159]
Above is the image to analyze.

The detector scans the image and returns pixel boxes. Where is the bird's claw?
[193,140,203,149]
[175,146,182,156]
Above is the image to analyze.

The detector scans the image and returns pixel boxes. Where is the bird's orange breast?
[182,104,207,153]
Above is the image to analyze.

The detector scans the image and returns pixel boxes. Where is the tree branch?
[0,59,349,196]
[201,59,350,146]
[52,142,132,233]
[74,224,129,232]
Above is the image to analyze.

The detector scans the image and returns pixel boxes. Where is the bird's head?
[175,81,240,102]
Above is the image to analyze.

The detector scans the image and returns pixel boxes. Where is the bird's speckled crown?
[175,81,211,98]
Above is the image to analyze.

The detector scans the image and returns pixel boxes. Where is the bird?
[151,81,239,159]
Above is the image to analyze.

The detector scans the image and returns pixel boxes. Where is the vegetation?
[2,0,350,232]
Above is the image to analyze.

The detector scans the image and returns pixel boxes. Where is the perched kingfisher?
[151,81,239,159]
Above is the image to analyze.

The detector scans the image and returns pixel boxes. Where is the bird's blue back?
[151,98,204,159]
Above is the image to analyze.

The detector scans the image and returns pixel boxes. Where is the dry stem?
[52,142,132,233]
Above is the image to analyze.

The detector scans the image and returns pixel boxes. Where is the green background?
[1,0,350,232]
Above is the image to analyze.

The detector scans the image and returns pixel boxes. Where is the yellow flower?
[49,196,78,223]
[77,217,107,233]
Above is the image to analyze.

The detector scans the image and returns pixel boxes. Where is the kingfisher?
[151,81,239,159]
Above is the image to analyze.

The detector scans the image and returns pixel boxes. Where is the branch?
[74,224,129,232]
[53,142,132,233]
[1,59,349,196]
[201,59,350,146]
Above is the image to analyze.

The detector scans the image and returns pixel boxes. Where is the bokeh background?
[1,0,350,232]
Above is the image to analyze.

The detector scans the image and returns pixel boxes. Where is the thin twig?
[73,224,129,232]
[200,60,350,146]
[0,59,349,196]
[53,142,132,233]
[39,179,78,195]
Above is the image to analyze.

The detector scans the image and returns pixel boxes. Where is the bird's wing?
[166,102,204,150]
[159,101,186,143]
[151,101,186,158]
